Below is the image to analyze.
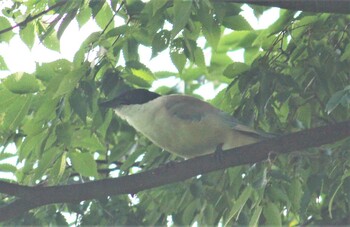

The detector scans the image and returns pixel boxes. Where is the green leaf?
[223,62,250,78]
[170,38,186,73]
[296,103,311,128]
[71,130,105,151]
[54,66,86,98]
[152,30,171,57]
[42,30,61,52]
[36,59,73,83]
[69,151,98,177]
[248,205,262,227]
[50,152,67,183]
[288,178,302,212]
[0,55,8,70]
[325,86,350,114]
[69,89,88,122]
[1,94,32,131]
[76,7,92,28]
[57,9,78,40]
[121,61,155,87]
[171,0,192,39]
[34,147,60,180]
[95,3,114,29]
[19,131,44,161]
[222,15,253,30]
[3,72,40,94]
[0,89,17,111]
[0,16,15,42]
[263,202,281,226]
[194,47,206,69]
[198,2,221,49]
[0,163,17,173]
[0,152,15,161]
[20,22,35,49]
[340,43,350,62]
[55,122,73,146]
[219,31,258,51]
[225,186,253,226]
[89,0,105,18]
[151,0,168,15]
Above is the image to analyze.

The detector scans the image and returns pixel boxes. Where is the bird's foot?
[214,143,225,163]
[267,150,278,164]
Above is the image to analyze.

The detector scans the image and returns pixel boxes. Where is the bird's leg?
[214,143,225,162]
[267,150,278,164]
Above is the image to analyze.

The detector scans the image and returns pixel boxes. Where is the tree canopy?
[0,0,350,225]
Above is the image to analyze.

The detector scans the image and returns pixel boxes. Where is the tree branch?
[0,0,68,35]
[0,121,349,221]
[222,0,350,14]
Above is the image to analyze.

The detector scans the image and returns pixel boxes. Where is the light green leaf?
[95,3,114,29]
[194,47,206,69]
[222,15,253,30]
[2,95,32,131]
[219,31,258,51]
[36,59,73,83]
[0,87,18,111]
[171,0,192,39]
[3,72,40,94]
[0,163,17,173]
[71,130,105,151]
[69,151,98,177]
[42,31,61,52]
[54,66,86,98]
[34,147,60,180]
[76,7,92,28]
[50,152,67,183]
[0,55,8,70]
[0,16,15,42]
[20,22,35,49]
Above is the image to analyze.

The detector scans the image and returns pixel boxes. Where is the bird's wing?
[164,95,218,122]
[163,95,273,138]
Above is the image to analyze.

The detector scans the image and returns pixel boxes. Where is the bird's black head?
[100,89,161,108]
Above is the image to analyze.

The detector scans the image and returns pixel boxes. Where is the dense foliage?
[0,0,350,225]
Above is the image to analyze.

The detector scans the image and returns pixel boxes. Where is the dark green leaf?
[263,202,281,226]
[223,62,250,78]
[152,30,171,57]
[171,0,192,39]
[170,38,186,73]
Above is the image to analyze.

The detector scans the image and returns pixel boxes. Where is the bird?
[100,89,269,159]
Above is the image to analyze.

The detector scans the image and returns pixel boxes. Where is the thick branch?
[224,0,350,14]
[0,121,349,221]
